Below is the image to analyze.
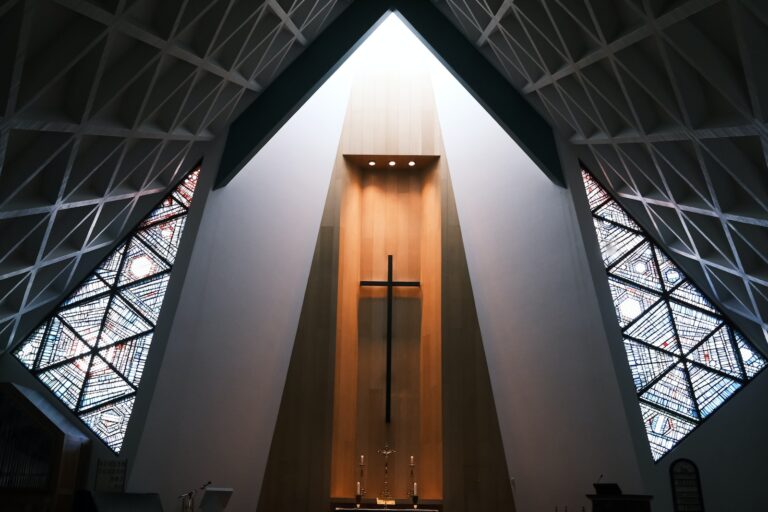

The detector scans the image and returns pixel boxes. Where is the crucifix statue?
[377,443,396,500]
[360,255,420,423]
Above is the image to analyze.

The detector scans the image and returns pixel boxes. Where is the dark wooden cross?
[360,255,420,423]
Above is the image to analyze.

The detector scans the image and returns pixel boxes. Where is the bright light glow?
[388,161,396,167]
[129,255,153,279]
[618,297,643,320]
[368,161,376,166]
[408,161,416,167]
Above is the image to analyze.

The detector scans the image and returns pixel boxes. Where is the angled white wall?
[432,65,645,511]
[127,68,353,511]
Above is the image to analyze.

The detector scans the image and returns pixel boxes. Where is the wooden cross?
[360,255,420,423]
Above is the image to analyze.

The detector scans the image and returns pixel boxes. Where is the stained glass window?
[13,169,201,453]
[581,170,766,461]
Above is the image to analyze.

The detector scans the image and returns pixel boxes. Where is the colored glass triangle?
[581,170,610,211]
[170,170,200,208]
[653,248,685,292]
[609,242,662,292]
[593,217,645,267]
[98,295,153,347]
[688,364,741,418]
[119,274,170,324]
[37,317,91,369]
[624,301,680,354]
[58,295,110,346]
[594,199,642,231]
[117,236,171,286]
[99,333,153,386]
[608,277,661,327]
[623,338,678,391]
[640,363,698,420]
[79,355,135,412]
[136,215,186,264]
[733,330,767,378]
[640,402,696,461]
[14,324,46,369]
[669,280,716,313]
[688,325,743,379]
[670,301,722,355]
[63,274,111,306]
[80,396,135,453]
[140,197,187,228]
[95,243,127,286]
[37,355,91,410]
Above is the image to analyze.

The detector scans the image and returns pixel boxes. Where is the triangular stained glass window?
[581,169,766,461]
[13,168,201,453]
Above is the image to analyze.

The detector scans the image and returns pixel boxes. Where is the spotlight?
[388,161,396,167]
[408,160,416,167]
[368,161,376,167]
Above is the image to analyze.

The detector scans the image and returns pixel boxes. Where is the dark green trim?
[215,0,564,189]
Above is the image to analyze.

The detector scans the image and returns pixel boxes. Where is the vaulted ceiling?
[1,0,766,352]
[434,0,768,333]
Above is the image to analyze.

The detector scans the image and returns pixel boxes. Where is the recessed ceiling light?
[368,161,376,166]
[388,161,396,167]
[408,160,416,167]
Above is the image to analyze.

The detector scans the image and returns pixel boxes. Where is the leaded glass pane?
[734,331,766,378]
[609,242,662,291]
[37,317,90,370]
[79,356,135,411]
[640,364,698,420]
[581,170,766,461]
[623,338,677,391]
[37,355,90,410]
[640,403,696,462]
[593,217,645,267]
[12,168,200,453]
[117,237,171,286]
[688,326,743,379]
[594,200,642,231]
[119,274,170,323]
[136,215,186,264]
[669,280,717,313]
[16,324,45,369]
[63,274,111,306]
[95,243,127,286]
[100,334,152,386]
[688,364,741,418]
[140,197,187,228]
[608,278,661,327]
[58,295,110,346]
[624,302,680,354]
[80,396,135,453]
[582,170,610,210]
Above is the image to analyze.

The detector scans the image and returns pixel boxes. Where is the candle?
[360,455,364,465]
[413,482,417,495]
[410,455,414,465]
[356,481,361,495]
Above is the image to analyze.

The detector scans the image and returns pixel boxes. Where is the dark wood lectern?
[587,483,652,512]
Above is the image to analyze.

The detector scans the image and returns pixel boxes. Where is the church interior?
[0,1,767,511]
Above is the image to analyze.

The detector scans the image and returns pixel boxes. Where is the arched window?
[671,459,704,511]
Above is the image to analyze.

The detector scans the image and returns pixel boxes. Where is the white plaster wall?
[432,66,645,511]
[127,68,353,511]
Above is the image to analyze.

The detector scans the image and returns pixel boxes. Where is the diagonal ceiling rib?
[0,0,350,352]
[434,0,768,334]
[1,0,766,352]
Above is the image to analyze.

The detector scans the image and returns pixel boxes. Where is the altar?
[331,498,442,512]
